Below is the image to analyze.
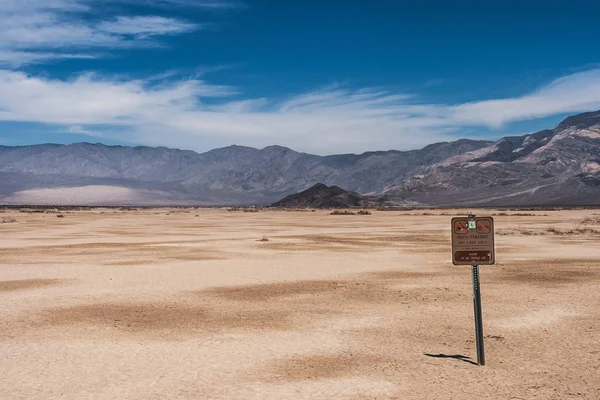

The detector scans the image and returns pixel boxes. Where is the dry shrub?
[580,216,600,225]
[1,217,17,223]
[330,210,356,215]
[257,236,269,242]
[357,210,372,215]
[374,206,413,211]
[56,214,65,218]
[498,227,600,236]
[495,211,537,216]
[570,228,600,235]
[544,226,600,235]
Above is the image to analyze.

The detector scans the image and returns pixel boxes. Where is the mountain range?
[1,110,599,206]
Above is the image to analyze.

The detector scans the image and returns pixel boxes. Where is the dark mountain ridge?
[271,183,369,208]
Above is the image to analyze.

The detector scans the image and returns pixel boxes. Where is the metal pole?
[471,264,485,366]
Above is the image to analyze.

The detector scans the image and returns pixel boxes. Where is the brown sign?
[451,216,495,265]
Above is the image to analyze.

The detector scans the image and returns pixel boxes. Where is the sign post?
[451,215,495,366]
[471,264,485,366]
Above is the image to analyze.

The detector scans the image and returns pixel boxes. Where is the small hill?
[271,183,369,208]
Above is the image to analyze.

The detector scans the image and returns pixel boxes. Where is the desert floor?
[1,208,599,399]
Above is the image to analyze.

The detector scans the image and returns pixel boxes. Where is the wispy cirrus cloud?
[122,0,242,9]
[0,51,99,68]
[0,0,225,67]
[1,68,600,154]
[97,16,200,38]
[0,0,89,12]
[449,69,600,127]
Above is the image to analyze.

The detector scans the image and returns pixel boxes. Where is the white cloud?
[0,0,89,12]
[1,68,600,154]
[0,70,235,125]
[97,16,199,37]
[279,86,413,113]
[448,69,600,127]
[66,125,100,136]
[122,0,241,8]
[211,98,268,113]
[0,0,207,67]
[0,50,98,68]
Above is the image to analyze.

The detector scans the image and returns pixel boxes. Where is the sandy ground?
[1,208,599,399]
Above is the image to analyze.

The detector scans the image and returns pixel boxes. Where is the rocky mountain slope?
[0,110,599,206]
[383,111,600,206]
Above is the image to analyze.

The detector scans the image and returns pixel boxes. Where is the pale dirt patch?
[1,185,141,205]
[492,308,579,330]
[220,378,398,400]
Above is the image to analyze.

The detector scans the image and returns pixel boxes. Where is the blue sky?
[1,0,600,154]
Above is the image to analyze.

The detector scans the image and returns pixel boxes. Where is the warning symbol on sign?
[476,220,491,233]
[454,220,469,234]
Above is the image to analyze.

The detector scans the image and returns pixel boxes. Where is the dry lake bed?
[1,208,599,399]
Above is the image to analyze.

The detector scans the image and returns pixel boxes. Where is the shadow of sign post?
[424,353,478,366]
